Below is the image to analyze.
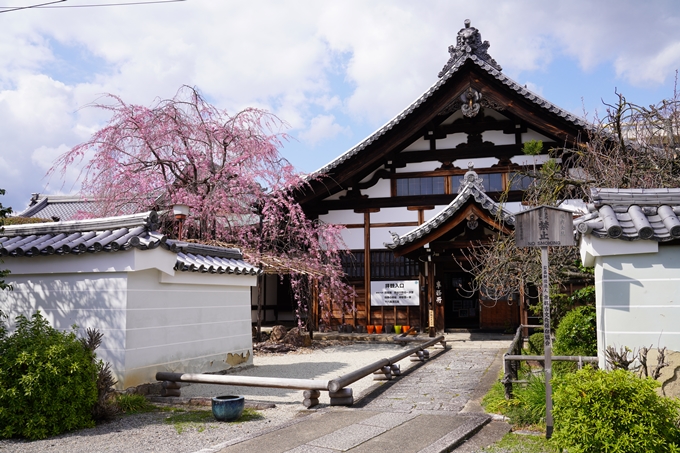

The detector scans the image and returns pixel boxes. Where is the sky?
[1,0,680,213]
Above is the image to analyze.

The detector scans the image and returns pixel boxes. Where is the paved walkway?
[209,333,511,453]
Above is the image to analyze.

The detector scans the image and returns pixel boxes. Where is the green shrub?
[552,368,680,453]
[526,332,545,356]
[554,305,596,357]
[0,313,98,440]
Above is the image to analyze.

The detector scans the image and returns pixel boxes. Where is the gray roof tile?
[0,211,257,274]
[308,28,590,179]
[385,169,515,249]
[574,188,680,241]
[16,193,137,221]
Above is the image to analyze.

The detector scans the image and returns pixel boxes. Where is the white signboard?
[371,280,420,306]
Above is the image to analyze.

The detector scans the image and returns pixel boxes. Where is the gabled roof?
[574,188,680,241]
[385,167,515,251]
[0,211,258,275]
[16,194,101,221]
[308,20,589,183]
[15,193,140,221]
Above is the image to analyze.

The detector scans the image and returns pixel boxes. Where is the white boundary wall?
[0,248,255,389]
[580,235,680,368]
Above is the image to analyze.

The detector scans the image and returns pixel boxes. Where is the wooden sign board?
[513,205,574,440]
[515,206,574,248]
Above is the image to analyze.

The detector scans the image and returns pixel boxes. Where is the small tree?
[50,86,352,333]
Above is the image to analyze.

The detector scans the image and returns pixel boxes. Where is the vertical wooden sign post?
[515,206,574,439]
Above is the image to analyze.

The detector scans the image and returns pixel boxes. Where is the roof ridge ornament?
[459,163,485,193]
[438,19,502,78]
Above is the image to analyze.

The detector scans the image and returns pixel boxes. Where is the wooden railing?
[502,325,597,399]
[157,335,446,407]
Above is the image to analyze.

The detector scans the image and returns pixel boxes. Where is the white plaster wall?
[395,162,442,173]
[340,228,365,250]
[436,133,467,149]
[510,154,554,166]
[403,138,430,151]
[363,179,392,198]
[483,131,514,145]
[453,157,498,169]
[595,246,680,368]
[371,207,415,223]
[0,264,128,382]
[482,110,509,121]
[126,269,255,388]
[322,191,345,201]
[522,129,552,143]
[319,210,363,226]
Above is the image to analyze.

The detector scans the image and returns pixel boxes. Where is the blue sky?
[1,0,680,212]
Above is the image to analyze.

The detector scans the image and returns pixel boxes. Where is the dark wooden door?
[443,273,479,329]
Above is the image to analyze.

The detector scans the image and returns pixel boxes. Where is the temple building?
[288,20,590,332]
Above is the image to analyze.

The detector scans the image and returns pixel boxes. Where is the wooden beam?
[393,142,558,166]
[344,221,418,229]
[311,191,523,214]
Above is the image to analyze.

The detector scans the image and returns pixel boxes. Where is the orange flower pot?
[375,325,383,334]
[367,325,375,334]
[402,325,410,334]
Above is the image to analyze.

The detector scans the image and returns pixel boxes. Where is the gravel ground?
[0,342,423,453]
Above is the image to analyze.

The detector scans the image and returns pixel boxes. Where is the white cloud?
[31,144,70,171]
[1,0,680,211]
[615,41,680,86]
[299,114,350,146]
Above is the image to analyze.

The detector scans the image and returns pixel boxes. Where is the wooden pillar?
[428,260,436,336]
[352,285,357,327]
[419,264,427,332]
[364,211,371,325]
[312,278,319,331]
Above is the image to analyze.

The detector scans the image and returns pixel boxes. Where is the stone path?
[211,334,510,453]
[359,348,500,413]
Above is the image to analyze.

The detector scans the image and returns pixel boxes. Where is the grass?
[163,408,263,434]
[115,394,156,414]
[481,364,547,430]
[482,433,558,453]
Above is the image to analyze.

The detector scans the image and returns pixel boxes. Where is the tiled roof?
[16,193,139,221]
[574,188,680,241]
[16,194,101,221]
[0,211,258,274]
[309,21,589,179]
[385,168,515,249]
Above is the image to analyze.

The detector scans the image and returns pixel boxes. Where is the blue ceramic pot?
[211,395,245,422]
